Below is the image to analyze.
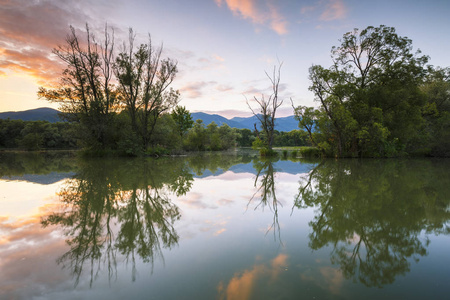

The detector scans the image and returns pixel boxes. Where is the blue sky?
[0,0,449,117]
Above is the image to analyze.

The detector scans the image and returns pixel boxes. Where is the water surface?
[1,152,449,299]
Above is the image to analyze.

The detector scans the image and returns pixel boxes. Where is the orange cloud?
[0,0,119,85]
[217,253,289,300]
[215,0,288,35]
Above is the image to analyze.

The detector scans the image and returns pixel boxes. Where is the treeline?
[294,25,450,158]
[0,119,77,150]
[0,116,310,153]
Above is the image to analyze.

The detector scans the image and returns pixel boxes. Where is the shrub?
[299,147,322,158]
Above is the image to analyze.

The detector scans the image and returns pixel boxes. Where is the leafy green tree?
[235,128,255,147]
[293,106,319,146]
[421,67,450,156]
[150,113,183,153]
[171,105,194,138]
[0,119,25,148]
[206,122,221,150]
[184,119,207,151]
[296,25,429,157]
[218,124,238,149]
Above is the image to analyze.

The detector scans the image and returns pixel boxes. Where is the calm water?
[1,151,449,300]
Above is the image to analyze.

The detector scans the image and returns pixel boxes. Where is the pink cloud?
[215,0,288,35]
[320,0,347,21]
[180,81,217,98]
[0,0,120,85]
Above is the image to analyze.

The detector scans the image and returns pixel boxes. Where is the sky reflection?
[1,155,449,299]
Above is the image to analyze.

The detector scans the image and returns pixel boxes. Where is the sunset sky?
[1,0,449,118]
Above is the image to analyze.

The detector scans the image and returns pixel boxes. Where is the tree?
[115,29,179,150]
[421,67,450,156]
[292,106,318,146]
[296,25,429,157]
[184,119,207,151]
[171,106,194,138]
[247,62,284,154]
[38,24,119,151]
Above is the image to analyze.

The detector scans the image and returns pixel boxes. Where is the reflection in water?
[217,253,289,300]
[41,158,193,286]
[294,159,450,287]
[3,151,449,298]
[0,151,77,183]
[249,158,282,241]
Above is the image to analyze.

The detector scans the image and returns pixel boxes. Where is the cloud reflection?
[217,253,289,300]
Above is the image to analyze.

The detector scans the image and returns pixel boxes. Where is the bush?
[299,147,322,158]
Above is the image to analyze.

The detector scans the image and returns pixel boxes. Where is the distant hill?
[0,107,299,132]
[0,107,63,122]
[192,112,298,132]
[190,112,243,128]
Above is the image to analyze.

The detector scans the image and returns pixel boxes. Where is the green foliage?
[171,106,194,137]
[298,147,322,158]
[0,119,77,150]
[298,25,433,157]
[150,113,183,153]
[420,67,450,157]
[235,128,254,147]
[0,119,24,148]
[184,121,237,151]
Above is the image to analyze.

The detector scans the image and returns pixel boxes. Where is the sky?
[0,0,449,118]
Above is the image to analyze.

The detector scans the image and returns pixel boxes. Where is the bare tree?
[247,62,284,152]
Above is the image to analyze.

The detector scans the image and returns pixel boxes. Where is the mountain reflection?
[41,157,192,286]
[294,159,450,287]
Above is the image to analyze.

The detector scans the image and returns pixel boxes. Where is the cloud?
[213,54,225,62]
[0,215,72,299]
[180,81,217,98]
[217,253,289,299]
[216,84,234,92]
[319,0,347,21]
[179,192,218,209]
[0,0,120,85]
[300,0,348,22]
[215,0,288,35]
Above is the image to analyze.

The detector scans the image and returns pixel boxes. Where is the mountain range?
[0,108,299,132]
[190,112,298,132]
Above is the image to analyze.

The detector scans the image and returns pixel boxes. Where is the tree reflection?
[41,157,192,286]
[294,159,450,287]
[249,158,282,242]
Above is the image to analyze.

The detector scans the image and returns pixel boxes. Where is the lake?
[1,151,449,299]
